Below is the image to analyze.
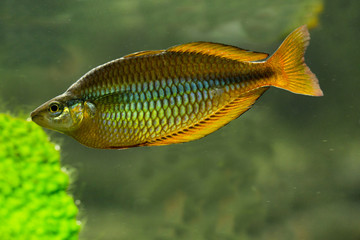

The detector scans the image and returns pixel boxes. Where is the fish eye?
[48,102,63,114]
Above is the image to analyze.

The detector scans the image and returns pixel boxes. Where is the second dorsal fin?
[167,42,269,62]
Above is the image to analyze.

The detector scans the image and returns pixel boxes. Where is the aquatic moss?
[0,113,80,240]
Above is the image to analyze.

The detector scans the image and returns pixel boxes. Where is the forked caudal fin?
[267,25,323,96]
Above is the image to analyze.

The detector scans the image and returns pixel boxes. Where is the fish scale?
[106,77,231,145]
[87,77,232,147]
[31,26,323,149]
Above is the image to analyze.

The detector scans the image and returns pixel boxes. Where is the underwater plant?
[0,113,80,240]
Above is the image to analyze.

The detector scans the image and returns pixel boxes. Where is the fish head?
[31,93,86,133]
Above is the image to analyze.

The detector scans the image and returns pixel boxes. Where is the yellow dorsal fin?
[167,42,269,62]
[123,50,164,58]
[144,87,269,147]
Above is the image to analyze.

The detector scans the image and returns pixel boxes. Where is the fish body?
[31,25,323,149]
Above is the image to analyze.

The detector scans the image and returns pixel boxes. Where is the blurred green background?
[1,0,360,239]
[0,114,80,240]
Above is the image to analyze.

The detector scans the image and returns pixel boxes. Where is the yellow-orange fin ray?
[267,25,323,96]
[145,87,269,146]
[167,42,269,62]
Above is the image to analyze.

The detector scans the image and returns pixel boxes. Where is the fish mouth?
[31,113,43,123]
[30,109,44,124]
[30,110,37,120]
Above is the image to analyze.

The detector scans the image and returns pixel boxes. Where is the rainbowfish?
[31,25,323,149]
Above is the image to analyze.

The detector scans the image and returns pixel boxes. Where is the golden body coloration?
[31,26,323,149]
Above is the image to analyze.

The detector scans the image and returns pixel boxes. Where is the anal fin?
[146,87,269,146]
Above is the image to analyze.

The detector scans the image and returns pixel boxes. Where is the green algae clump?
[0,113,80,240]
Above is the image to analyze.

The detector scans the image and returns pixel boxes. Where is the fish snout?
[30,110,36,119]
[31,110,41,122]
[30,106,45,124]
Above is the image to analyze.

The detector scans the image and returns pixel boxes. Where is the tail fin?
[267,25,323,96]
